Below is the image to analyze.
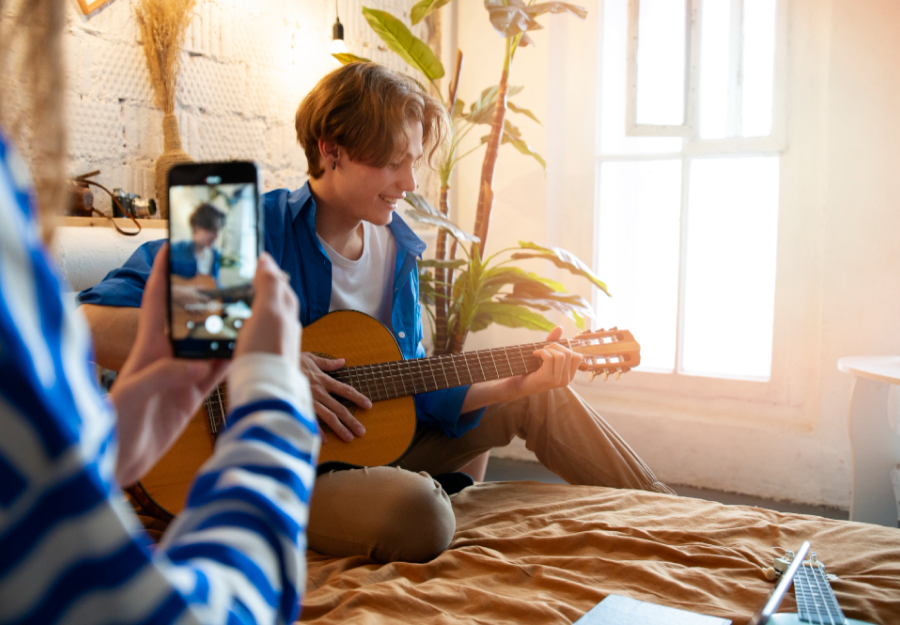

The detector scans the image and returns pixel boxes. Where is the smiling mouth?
[379,194,403,208]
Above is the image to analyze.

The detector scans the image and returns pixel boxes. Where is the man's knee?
[371,471,455,563]
[308,467,455,564]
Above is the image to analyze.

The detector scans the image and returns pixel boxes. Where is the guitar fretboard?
[795,561,847,625]
[205,384,228,436]
[329,340,580,402]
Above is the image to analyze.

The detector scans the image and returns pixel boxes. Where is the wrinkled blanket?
[300,481,900,624]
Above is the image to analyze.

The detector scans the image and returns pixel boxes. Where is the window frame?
[587,0,799,418]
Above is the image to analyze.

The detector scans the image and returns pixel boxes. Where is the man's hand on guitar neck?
[300,352,372,443]
[460,326,585,414]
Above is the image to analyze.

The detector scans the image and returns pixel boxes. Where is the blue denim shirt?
[79,182,484,438]
[169,240,221,283]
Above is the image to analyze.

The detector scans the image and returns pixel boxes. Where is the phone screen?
[167,161,260,359]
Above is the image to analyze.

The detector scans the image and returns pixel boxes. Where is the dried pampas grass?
[135,0,196,115]
[0,0,66,240]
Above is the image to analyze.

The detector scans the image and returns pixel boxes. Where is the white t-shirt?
[195,245,214,276]
[317,221,396,328]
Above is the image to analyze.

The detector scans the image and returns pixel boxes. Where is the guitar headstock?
[767,548,834,582]
[571,327,641,381]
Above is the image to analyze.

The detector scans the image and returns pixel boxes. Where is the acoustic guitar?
[767,549,871,625]
[135,310,640,517]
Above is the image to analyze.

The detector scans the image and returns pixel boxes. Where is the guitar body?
[136,403,216,517]
[769,615,870,624]
[301,311,417,467]
[137,310,416,516]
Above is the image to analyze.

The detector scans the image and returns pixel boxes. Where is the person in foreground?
[0,3,319,623]
[81,63,674,565]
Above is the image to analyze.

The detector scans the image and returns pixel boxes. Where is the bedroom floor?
[483,457,849,521]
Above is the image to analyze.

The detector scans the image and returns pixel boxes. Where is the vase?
[155,113,192,219]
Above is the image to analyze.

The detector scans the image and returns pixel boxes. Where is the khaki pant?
[307,386,673,563]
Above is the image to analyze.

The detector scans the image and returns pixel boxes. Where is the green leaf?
[470,302,557,333]
[505,276,595,316]
[479,126,546,169]
[524,2,588,21]
[502,292,594,329]
[403,192,480,242]
[418,258,468,270]
[484,0,587,39]
[451,97,466,120]
[484,0,542,38]
[503,133,546,169]
[511,241,611,296]
[410,0,452,25]
[481,266,564,292]
[508,101,542,125]
[466,84,525,125]
[419,278,438,306]
[452,267,470,307]
[331,52,372,65]
[362,7,445,82]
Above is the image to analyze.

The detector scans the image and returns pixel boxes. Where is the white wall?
[449,0,900,507]
[53,0,423,214]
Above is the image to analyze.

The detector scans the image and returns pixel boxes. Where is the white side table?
[837,356,900,527]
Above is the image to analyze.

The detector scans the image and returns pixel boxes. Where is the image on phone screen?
[168,163,259,358]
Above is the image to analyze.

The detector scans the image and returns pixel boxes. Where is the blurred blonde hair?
[295,62,449,179]
[0,0,66,238]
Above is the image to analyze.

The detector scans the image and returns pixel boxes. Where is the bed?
[297,481,900,624]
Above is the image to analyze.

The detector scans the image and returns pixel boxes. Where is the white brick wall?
[58,0,428,214]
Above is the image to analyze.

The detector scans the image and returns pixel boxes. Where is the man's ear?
[318,138,340,164]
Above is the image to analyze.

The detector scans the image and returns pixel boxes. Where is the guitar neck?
[330,340,559,402]
[794,561,848,625]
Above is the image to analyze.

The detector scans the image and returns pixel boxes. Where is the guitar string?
[328,338,596,397]
[795,562,844,625]
[327,337,624,402]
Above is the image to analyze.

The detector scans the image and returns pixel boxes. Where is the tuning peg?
[588,370,597,382]
[614,370,621,381]
[601,371,609,381]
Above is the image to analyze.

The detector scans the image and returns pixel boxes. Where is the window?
[595,0,786,381]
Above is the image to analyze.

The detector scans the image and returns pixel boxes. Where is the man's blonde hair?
[295,63,449,178]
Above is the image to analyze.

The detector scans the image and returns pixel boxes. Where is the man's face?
[331,120,424,227]
[192,226,218,249]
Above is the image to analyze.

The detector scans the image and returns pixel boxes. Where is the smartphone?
[167,161,261,359]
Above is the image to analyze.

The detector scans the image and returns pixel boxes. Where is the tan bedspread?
[300,482,900,624]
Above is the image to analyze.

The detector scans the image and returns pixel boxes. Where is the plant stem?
[434,49,464,355]
[471,36,512,258]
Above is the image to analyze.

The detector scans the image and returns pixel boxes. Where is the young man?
[170,202,227,281]
[81,63,673,565]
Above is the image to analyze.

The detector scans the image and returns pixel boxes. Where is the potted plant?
[339,0,606,357]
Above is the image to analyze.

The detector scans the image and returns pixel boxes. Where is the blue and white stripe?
[0,130,319,624]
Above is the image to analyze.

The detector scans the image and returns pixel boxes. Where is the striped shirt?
[0,131,319,624]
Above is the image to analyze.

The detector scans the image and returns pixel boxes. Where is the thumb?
[309,353,345,371]
[137,243,170,341]
[545,326,563,342]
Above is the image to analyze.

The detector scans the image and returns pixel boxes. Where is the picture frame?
[77,0,116,15]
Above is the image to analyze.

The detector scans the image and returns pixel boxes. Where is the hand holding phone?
[167,162,261,359]
[232,253,300,367]
[111,244,230,485]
